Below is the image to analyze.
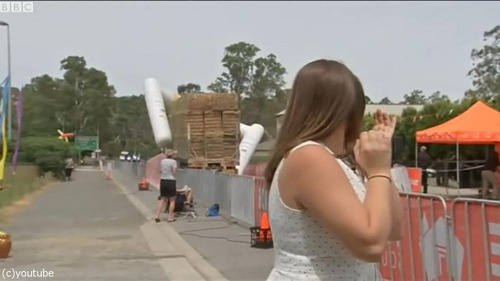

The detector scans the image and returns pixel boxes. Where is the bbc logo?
[0,1,34,13]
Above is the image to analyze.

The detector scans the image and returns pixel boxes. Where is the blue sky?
[0,1,499,102]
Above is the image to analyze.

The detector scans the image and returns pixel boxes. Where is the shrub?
[15,137,77,176]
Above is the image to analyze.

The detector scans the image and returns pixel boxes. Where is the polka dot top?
[266,141,382,281]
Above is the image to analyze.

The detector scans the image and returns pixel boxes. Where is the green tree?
[106,95,157,158]
[206,80,228,93]
[401,90,426,105]
[208,42,261,94]
[243,53,286,125]
[177,83,201,94]
[209,42,287,136]
[22,75,68,137]
[22,56,116,149]
[17,137,77,176]
[379,97,393,105]
[20,56,160,160]
[427,91,450,104]
[365,96,373,104]
[60,56,116,143]
[466,25,500,101]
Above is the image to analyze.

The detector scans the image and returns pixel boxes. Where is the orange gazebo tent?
[416,101,500,144]
[415,101,500,191]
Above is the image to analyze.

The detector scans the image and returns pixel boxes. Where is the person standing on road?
[64,157,75,181]
[155,149,178,223]
[264,60,403,280]
[417,146,432,193]
[481,146,500,199]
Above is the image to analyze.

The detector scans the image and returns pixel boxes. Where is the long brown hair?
[264,59,366,188]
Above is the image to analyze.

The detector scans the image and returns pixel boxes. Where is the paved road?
[169,216,274,280]
[112,167,274,281]
[1,169,168,281]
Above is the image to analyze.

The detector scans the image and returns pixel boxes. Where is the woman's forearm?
[362,177,394,246]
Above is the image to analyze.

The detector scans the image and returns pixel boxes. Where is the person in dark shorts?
[155,149,178,222]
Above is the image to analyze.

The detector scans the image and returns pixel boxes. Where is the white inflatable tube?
[240,123,251,137]
[238,123,265,175]
[144,78,172,148]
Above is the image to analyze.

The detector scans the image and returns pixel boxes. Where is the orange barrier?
[245,163,267,178]
[379,193,451,281]
[407,167,423,193]
[379,194,500,281]
[243,164,256,177]
[451,199,500,281]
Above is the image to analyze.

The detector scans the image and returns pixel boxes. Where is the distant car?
[128,154,141,162]
[120,151,129,161]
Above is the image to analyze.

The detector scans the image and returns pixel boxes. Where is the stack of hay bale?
[168,93,240,169]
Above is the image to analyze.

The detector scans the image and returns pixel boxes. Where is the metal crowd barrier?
[380,195,500,281]
[115,161,500,281]
[449,198,500,281]
[114,160,146,179]
[116,161,264,226]
[379,193,451,281]
[173,168,256,225]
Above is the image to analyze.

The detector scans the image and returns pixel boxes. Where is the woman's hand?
[354,130,393,177]
[373,109,397,137]
[353,110,397,177]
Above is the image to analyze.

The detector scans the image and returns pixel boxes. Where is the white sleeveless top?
[267,141,382,281]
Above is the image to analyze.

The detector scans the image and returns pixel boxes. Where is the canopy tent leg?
[415,142,418,168]
[456,142,460,197]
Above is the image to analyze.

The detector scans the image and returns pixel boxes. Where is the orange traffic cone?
[139,178,148,190]
[259,212,272,241]
[260,212,270,229]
